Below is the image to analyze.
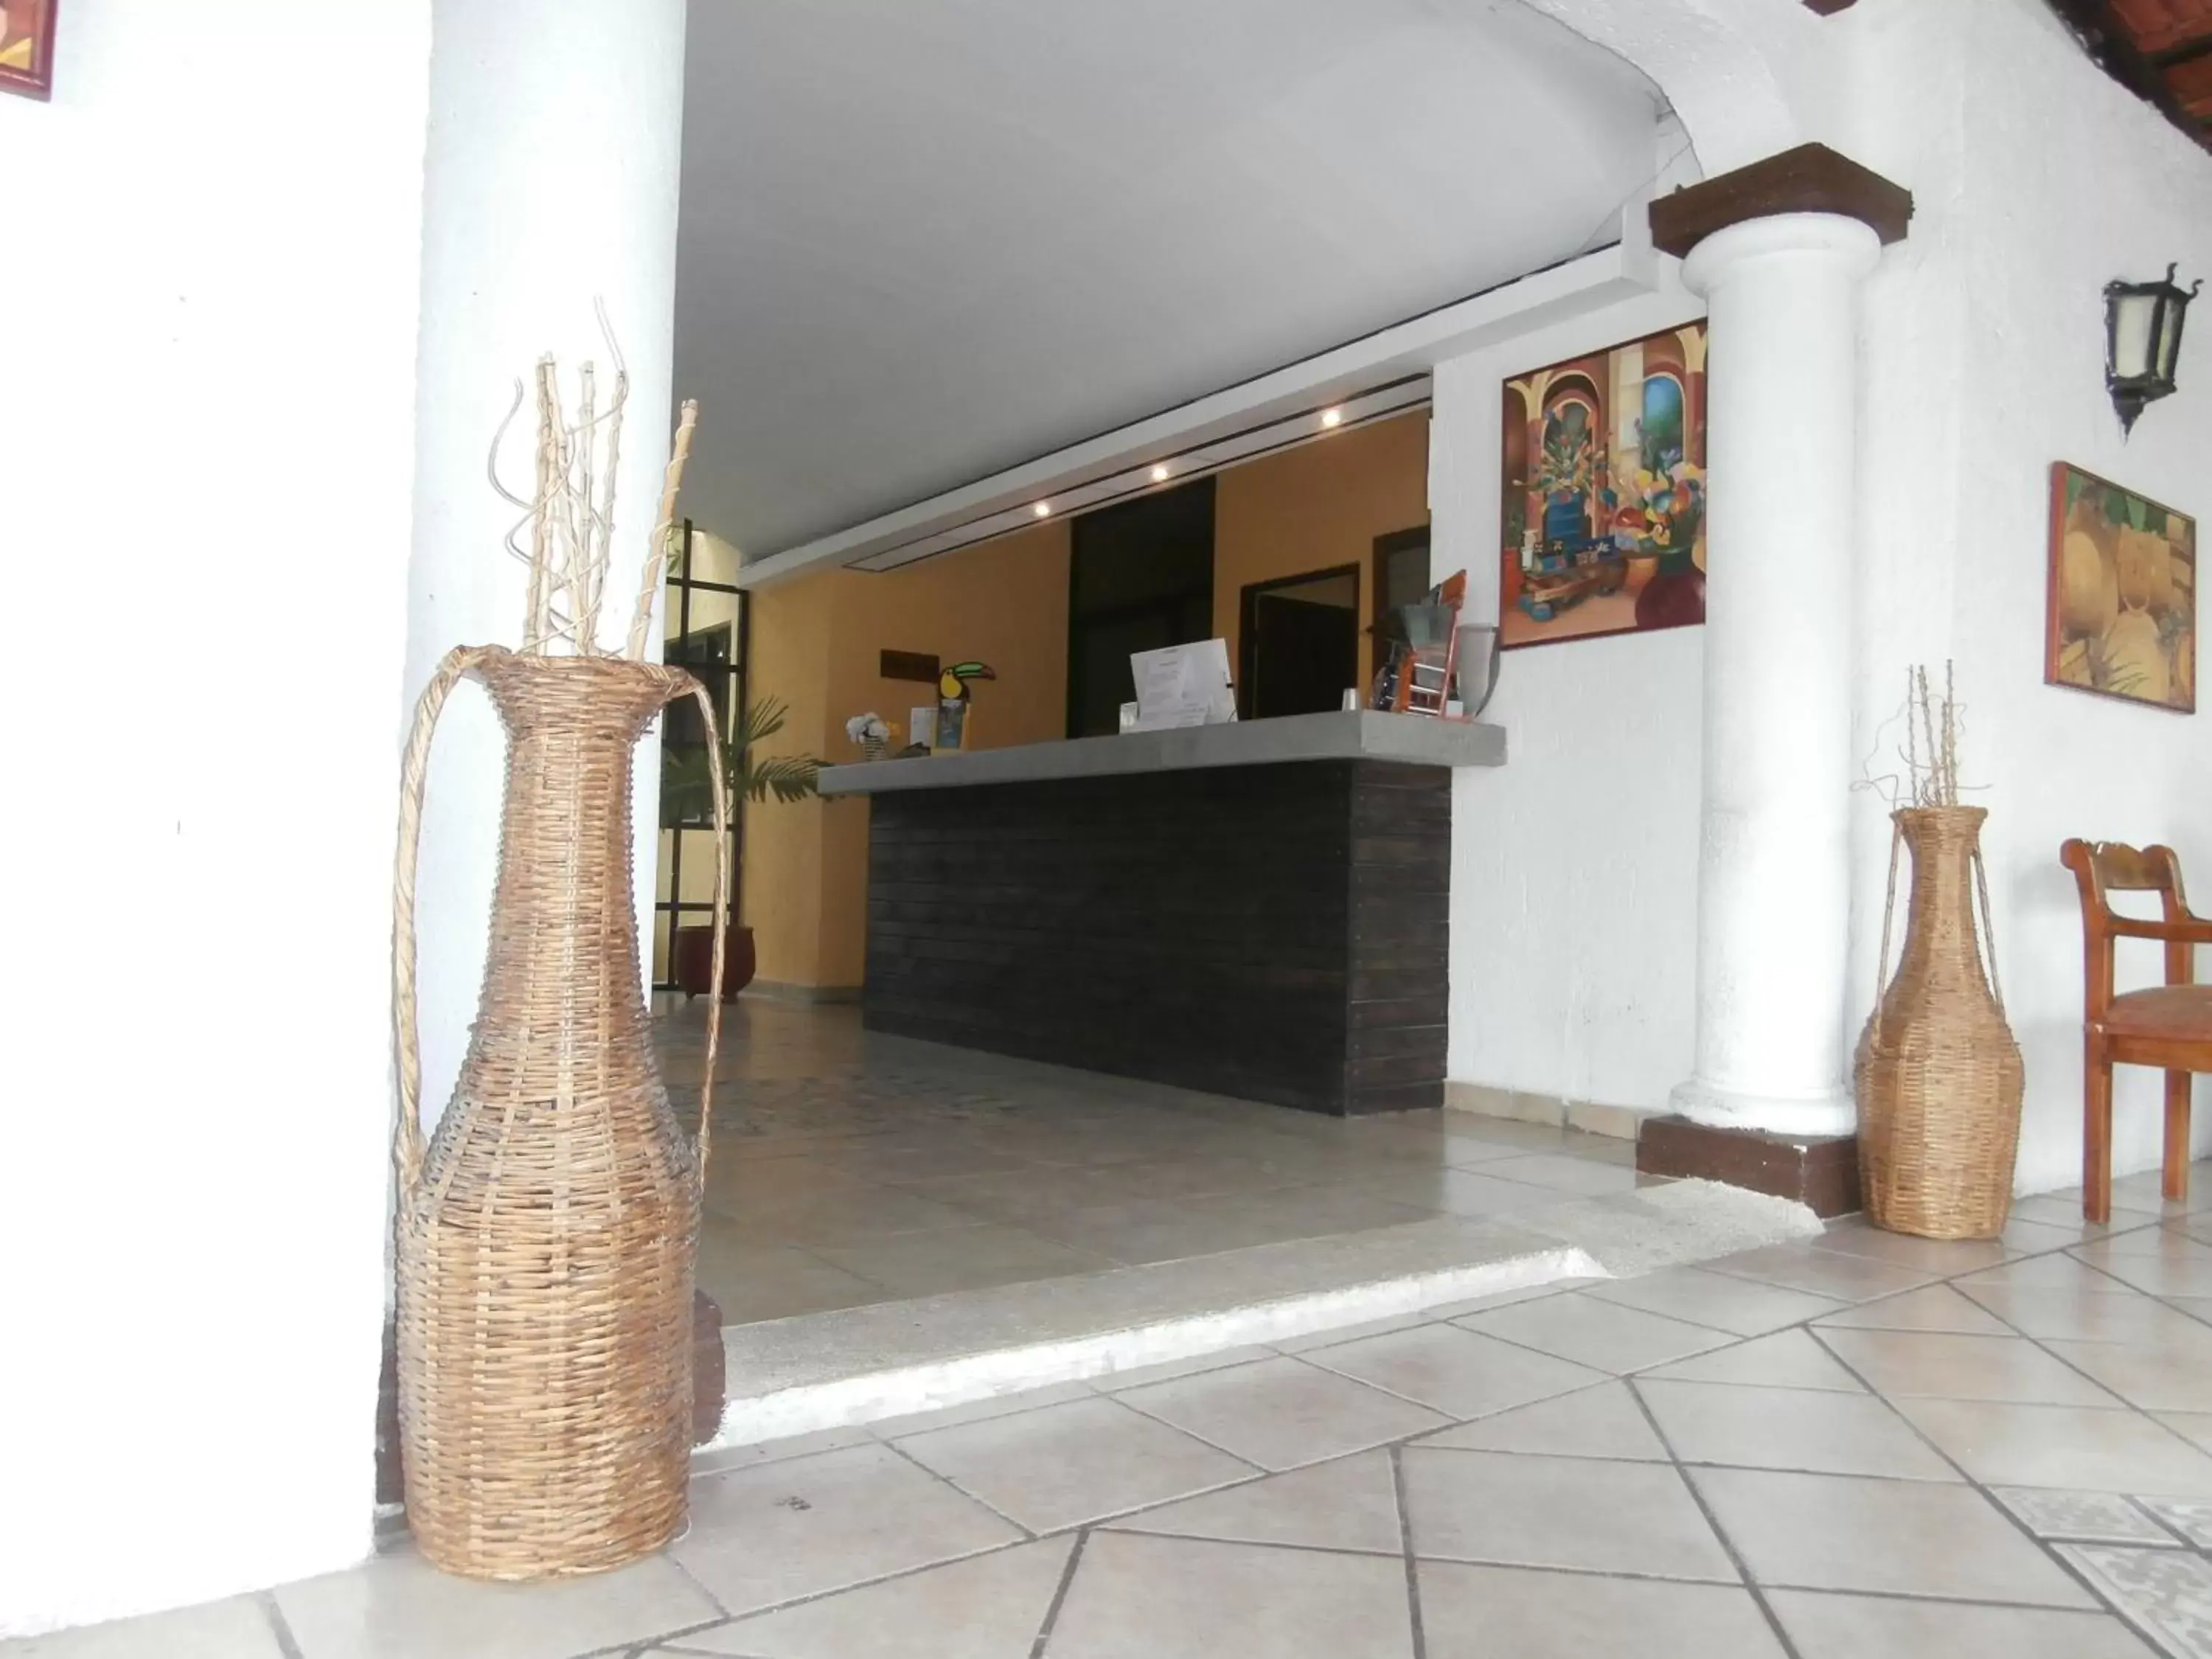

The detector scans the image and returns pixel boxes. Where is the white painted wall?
[1436,285,1708,1111]
[405,0,690,1135]
[1838,0,2212,1194]
[0,1,431,1636]
[1444,0,2212,1199]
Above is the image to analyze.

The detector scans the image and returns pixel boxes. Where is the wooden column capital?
[1649,142,1913,261]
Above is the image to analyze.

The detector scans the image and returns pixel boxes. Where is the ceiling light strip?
[848,380,1430,572]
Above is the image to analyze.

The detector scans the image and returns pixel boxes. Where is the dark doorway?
[1372,526,1433,634]
[1239,566,1360,720]
[1066,477,1216,737]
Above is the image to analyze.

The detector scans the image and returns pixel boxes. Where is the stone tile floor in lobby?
[29,1166,2212,1658]
[655,1001,1655,1326]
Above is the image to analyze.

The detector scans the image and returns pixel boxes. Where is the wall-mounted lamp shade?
[2106,264,2199,436]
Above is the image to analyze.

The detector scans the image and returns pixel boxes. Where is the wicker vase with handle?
[391,646,730,1579]
[1855,805,2024,1239]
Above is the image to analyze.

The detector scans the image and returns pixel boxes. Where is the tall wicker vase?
[1855,805,2024,1239]
[391,647,730,1580]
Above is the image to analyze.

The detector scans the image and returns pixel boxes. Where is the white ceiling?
[674,0,1665,558]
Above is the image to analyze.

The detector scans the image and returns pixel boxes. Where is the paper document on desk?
[1129,639,1237,731]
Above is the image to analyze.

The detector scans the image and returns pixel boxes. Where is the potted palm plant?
[661,695,818,999]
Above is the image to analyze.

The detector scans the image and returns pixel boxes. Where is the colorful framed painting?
[1500,319,1708,649]
[0,0,57,100]
[2046,462,2196,713]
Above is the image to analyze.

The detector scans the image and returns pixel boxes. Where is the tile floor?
[32,1166,2212,1657]
[655,1000,1652,1326]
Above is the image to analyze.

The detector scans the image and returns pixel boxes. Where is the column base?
[1637,1115,1863,1218]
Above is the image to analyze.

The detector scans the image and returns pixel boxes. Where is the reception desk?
[818,712,1504,1116]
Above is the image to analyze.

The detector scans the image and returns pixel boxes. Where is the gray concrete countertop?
[815,710,1506,795]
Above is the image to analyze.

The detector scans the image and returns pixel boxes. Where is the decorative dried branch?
[625,399,700,661]
[487,317,700,658]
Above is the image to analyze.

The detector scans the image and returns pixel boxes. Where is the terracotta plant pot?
[1624,552,1660,595]
[675,922,755,1001]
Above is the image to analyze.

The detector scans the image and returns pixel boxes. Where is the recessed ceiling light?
[1032,501,1051,518]
[1150,464,1170,483]
[1320,407,1343,428]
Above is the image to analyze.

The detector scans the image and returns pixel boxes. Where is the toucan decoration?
[938,661,996,703]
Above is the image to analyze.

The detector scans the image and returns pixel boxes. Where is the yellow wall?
[742,519,1071,989]
[1213,409,1431,695]
[734,410,1427,990]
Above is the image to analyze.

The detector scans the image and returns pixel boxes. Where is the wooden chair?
[2061,840,2212,1222]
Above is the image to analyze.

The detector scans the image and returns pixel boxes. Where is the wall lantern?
[2105,263,2199,436]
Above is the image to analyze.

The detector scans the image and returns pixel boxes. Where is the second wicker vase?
[1855,805,2024,1239]
[392,647,730,1579]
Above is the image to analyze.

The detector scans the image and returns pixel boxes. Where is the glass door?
[653,522,748,989]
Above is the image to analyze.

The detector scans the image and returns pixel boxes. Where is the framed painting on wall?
[0,0,56,100]
[1499,319,1708,649]
[2046,462,2195,713]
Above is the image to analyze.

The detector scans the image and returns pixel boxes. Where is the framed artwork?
[2046,462,2195,713]
[0,0,55,100]
[1500,319,1708,649]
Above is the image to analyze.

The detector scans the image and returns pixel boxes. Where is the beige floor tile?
[1272,1313,1430,1354]
[672,1441,1023,1615]
[1893,1397,2212,1495]
[1689,1467,2096,1606]
[2085,1251,2212,1299]
[1417,1563,1787,1659]
[1473,1152,1646,1197]
[1301,1322,1607,1420]
[696,1235,888,1325]
[2076,1226,2212,1260]
[1816,1328,2123,1406]
[2009,1192,2161,1235]
[1419,1281,1589,1319]
[2157,1410,2212,1455]
[1045,1530,1414,1659]
[1117,1355,1446,1470]
[2005,1214,2112,1254]
[1954,1280,2191,1343]
[804,1222,1117,1298]
[1701,1244,1933,1302]
[677,1537,1074,1658]
[1957,1251,2140,1293]
[0,1597,285,1659]
[1581,1267,1844,1337]
[2045,1335,2212,1413]
[1106,1451,1405,1554]
[1811,1282,2011,1335]
[1340,1166,1570,1217]
[1400,1447,1736,1580]
[1637,1379,1958,1481]
[1641,1329,1865,1394]
[1453,1292,1731,1374]
[1091,1346,1276,1391]
[1808,1223,2009,1274]
[1412,1379,1667,1461]
[865,1380,1099,1439]
[2112,1167,2212,1212]
[726,1183,999,1246]
[274,1548,719,1659]
[1764,1590,2158,1658]
[690,1425,875,1476]
[892,1394,1253,1532]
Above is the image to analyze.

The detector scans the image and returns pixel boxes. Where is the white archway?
[1517,0,1828,175]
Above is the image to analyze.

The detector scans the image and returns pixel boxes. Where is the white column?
[406,0,689,1123]
[1669,214,1881,1140]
